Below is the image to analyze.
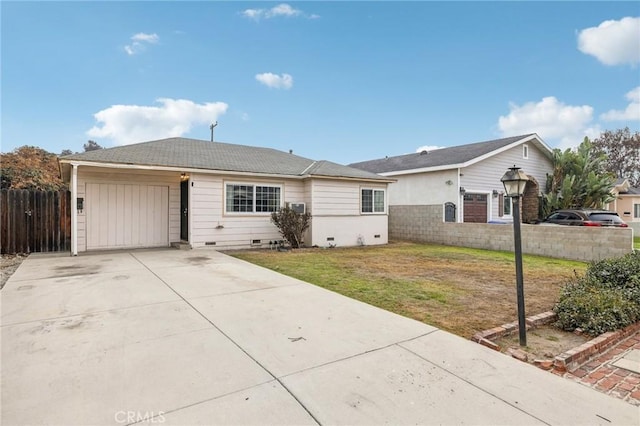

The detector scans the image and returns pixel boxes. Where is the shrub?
[554,252,640,336]
[586,251,640,301]
[270,207,311,249]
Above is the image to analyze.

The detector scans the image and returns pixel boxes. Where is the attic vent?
[420,150,428,155]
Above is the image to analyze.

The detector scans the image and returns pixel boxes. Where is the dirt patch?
[1,254,28,290]
[495,325,590,360]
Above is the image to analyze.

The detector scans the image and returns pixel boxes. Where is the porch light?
[501,165,529,347]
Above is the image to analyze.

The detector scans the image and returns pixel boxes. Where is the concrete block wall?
[390,205,634,262]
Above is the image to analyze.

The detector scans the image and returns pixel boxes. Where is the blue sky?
[2,2,639,164]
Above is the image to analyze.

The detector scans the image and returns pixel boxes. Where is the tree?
[0,146,67,190]
[591,127,640,187]
[60,149,74,156]
[543,137,615,216]
[83,140,104,152]
[270,207,311,248]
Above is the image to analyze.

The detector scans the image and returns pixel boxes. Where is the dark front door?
[463,193,487,223]
[180,180,188,241]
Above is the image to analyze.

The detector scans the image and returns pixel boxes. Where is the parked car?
[541,209,629,227]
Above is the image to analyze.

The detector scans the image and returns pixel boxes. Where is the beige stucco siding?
[614,195,640,223]
[76,167,180,252]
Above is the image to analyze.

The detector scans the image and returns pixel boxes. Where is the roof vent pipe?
[210,121,218,142]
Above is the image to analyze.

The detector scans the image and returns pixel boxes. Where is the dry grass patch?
[230,241,586,338]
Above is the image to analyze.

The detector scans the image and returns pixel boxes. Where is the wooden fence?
[1,189,71,254]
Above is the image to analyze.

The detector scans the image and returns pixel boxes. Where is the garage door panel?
[86,183,169,250]
[464,193,488,223]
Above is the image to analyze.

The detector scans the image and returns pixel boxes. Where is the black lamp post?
[501,165,529,347]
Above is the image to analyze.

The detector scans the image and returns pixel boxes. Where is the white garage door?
[86,183,169,250]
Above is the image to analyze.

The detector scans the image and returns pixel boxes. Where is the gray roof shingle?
[349,134,539,174]
[60,137,388,181]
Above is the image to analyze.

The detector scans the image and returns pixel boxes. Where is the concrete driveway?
[1,249,637,425]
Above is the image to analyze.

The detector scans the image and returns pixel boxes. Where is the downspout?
[71,163,78,256]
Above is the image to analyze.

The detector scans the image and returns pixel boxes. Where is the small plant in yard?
[554,251,640,336]
[270,207,311,249]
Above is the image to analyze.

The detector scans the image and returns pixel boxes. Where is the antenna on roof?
[210,121,218,142]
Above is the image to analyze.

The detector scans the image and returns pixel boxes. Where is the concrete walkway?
[1,249,638,425]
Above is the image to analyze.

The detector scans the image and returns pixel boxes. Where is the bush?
[554,252,640,336]
[586,251,640,301]
[270,207,311,249]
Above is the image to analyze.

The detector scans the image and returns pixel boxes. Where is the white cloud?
[601,86,640,121]
[241,9,263,20]
[577,17,640,66]
[268,3,301,18]
[87,98,228,145]
[255,72,293,89]
[497,96,598,149]
[124,32,159,56]
[415,145,445,153]
[131,33,159,43]
[241,3,319,21]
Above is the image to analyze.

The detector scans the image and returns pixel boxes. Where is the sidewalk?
[561,331,640,406]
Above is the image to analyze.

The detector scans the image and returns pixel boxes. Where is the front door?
[180,180,188,241]
[463,193,488,223]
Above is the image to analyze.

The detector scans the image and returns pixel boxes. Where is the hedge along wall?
[389,205,634,262]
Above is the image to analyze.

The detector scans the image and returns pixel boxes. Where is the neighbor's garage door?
[463,193,488,223]
[86,183,169,250]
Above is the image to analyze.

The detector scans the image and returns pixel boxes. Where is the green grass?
[635,236,640,250]
[230,242,586,337]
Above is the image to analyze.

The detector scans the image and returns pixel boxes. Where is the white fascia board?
[379,164,459,177]
[57,159,396,183]
[58,159,306,180]
[305,174,396,184]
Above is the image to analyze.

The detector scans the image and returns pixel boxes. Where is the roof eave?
[379,163,461,177]
[305,174,396,183]
[57,159,395,183]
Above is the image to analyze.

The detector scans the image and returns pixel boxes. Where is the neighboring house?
[349,134,554,224]
[610,179,640,231]
[58,137,393,255]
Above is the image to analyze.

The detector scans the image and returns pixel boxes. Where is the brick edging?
[471,311,556,351]
[553,321,640,372]
[471,312,640,373]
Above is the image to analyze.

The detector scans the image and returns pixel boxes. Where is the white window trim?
[361,187,386,215]
[634,203,640,219]
[502,195,513,218]
[224,181,283,215]
[523,144,529,159]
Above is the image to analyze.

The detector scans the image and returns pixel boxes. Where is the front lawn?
[635,236,639,250]
[231,242,586,338]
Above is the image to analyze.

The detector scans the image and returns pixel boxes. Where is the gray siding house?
[349,134,554,223]
[59,138,393,255]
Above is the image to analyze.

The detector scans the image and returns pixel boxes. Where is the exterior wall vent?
[205,242,216,246]
[326,237,335,241]
[251,239,262,246]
